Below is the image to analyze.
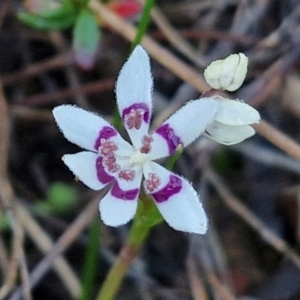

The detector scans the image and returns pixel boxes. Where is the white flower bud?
[204,53,248,92]
[204,96,260,145]
[212,96,260,126]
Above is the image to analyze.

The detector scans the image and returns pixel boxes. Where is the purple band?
[122,103,150,123]
[110,181,139,201]
[96,157,115,184]
[152,175,182,203]
[155,124,182,154]
[94,126,117,150]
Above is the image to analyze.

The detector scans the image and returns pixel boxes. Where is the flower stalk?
[96,193,162,300]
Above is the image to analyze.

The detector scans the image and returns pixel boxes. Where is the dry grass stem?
[8,192,106,300]
[206,168,300,269]
[16,205,81,298]
[0,83,32,299]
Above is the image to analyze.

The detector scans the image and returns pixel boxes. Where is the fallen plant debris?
[1,0,300,299]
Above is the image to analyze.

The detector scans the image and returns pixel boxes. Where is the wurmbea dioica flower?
[203,53,260,145]
[53,46,218,234]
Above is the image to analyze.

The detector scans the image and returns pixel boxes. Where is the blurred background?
[1,0,300,299]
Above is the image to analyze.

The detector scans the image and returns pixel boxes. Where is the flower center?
[130,150,147,166]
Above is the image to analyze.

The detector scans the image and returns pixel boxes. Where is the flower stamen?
[140,135,153,154]
[118,169,136,181]
[124,108,145,129]
[99,139,120,173]
[144,173,161,193]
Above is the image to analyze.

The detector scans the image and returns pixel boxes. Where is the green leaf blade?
[73,9,101,70]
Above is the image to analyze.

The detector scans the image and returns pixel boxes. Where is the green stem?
[96,241,142,300]
[96,195,160,300]
[131,0,156,50]
[79,218,100,300]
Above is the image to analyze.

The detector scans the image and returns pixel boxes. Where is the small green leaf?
[18,11,76,30]
[78,0,90,8]
[73,8,101,70]
[0,213,10,231]
[165,144,183,170]
[36,182,78,215]
[17,0,77,30]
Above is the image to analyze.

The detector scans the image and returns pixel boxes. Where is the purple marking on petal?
[122,103,150,123]
[96,157,115,184]
[152,175,182,203]
[155,124,182,154]
[110,181,139,201]
[94,126,117,150]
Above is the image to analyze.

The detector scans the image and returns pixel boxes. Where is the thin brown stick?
[253,120,300,162]
[138,0,206,67]
[186,256,209,300]
[0,0,11,31]
[22,79,115,105]
[1,52,73,86]
[0,83,32,300]
[16,204,81,299]
[18,250,32,300]
[50,32,88,108]
[8,191,106,300]
[10,106,53,122]
[208,273,237,300]
[206,168,300,270]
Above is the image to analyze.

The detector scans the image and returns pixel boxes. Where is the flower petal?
[63,151,114,190]
[99,169,142,226]
[53,105,133,155]
[204,53,248,91]
[213,96,260,126]
[205,121,255,145]
[149,98,218,159]
[219,53,248,91]
[116,46,153,148]
[143,162,207,234]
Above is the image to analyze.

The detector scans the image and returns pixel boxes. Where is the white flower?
[204,53,248,92]
[204,96,260,145]
[53,46,219,234]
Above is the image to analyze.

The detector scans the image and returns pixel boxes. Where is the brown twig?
[138,0,206,67]
[16,204,81,299]
[245,47,300,107]
[22,79,115,106]
[151,29,257,46]
[8,190,106,300]
[206,168,300,270]
[186,256,209,300]
[208,273,237,300]
[50,32,88,108]
[0,0,11,31]
[1,51,73,87]
[253,120,300,162]
[0,83,32,300]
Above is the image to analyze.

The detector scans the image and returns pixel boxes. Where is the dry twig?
[0,83,32,300]
[205,168,300,270]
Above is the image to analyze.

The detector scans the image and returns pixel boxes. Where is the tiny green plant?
[36,181,78,215]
